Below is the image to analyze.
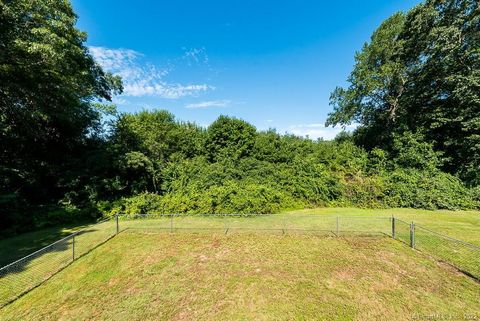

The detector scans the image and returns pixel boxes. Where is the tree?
[205,116,257,161]
[112,110,205,163]
[112,111,178,164]
[327,0,480,185]
[326,13,407,149]
[111,110,205,195]
[399,0,480,184]
[0,0,122,222]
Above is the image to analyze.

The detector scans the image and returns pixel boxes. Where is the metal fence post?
[336,216,339,236]
[170,214,173,233]
[72,235,75,261]
[116,215,119,235]
[392,216,396,239]
[410,222,415,249]
[224,213,228,235]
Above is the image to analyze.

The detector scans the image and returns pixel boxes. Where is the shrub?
[113,193,164,215]
[160,182,300,214]
[383,169,475,210]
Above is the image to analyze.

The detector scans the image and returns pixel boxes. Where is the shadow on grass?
[0,222,92,267]
[0,230,117,309]
[0,227,97,276]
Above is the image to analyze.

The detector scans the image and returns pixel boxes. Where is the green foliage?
[112,193,164,215]
[4,104,479,231]
[161,182,298,215]
[206,116,257,161]
[368,148,388,174]
[107,110,207,197]
[112,110,204,163]
[383,169,475,210]
[1,0,478,234]
[0,0,121,232]
[391,132,441,171]
[118,152,156,194]
[327,12,407,129]
[109,117,478,215]
[327,0,480,185]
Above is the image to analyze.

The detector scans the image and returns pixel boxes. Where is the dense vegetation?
[327,0,480,185]
[1,0,479,234]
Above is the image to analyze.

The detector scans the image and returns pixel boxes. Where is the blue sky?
[72,0,420,139]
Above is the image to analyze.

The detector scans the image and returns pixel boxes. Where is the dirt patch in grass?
[1,233,479,321]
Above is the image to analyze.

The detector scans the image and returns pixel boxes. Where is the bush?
[160,182,300,214]
[110,193,164,215]
[337,173,386,208]
[100,125,479,218]
[383,169,475,210]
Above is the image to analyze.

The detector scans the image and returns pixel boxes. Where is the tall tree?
[206,116,257,162]
[0,0,122,206]
[327,0,480,185]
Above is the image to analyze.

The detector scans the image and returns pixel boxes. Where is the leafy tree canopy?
[1,0,479,235]
[327,0,480,185]
[206,116,257,161]
[0,0,122,224]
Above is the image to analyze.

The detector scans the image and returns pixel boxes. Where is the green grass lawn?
[0,223,90,268]
[0,207,478,313]
[116,208,480,241]
[2,208,478,270]
[1,232,479,321]
[285,208,480,245]
[117,210,479,280]
[0,220,117,307]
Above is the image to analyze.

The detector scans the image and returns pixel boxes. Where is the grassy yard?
[1,208,478,269]
[287,208,480,245]
[1,232,479,321]
[0,220,117,308]
[0,208,478,312]
[0,223,90,268]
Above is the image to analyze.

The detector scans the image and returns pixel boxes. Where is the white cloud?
[89,47,141,70]
[112,97,128,105]
[182,47,209,66]
[287,123,357,140]
[185,100,231,109]
[89,46,212,99]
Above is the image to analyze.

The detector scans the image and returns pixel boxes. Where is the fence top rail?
[415,225,480,251]
[0,217,113,271]
[116,213,393,219]
[394,218,411,225]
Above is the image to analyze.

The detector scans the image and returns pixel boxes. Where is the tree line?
[0,0,478,234]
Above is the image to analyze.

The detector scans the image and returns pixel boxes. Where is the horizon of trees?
[1,0,478,235]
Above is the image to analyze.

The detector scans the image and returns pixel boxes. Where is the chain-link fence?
[0,218,116,308]
[414,225,480,279]
[392,218,412,245]
[118,214,479,280]
[116,213,394,237]
[391,217,479,280]
[1,213,478,308]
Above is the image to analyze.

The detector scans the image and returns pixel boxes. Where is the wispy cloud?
[112,97,128,105]
[287,123,357,140]
[185,100,231,109]
[89,46,212,99]
[182,47,209,66]
[89,47,141,71]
